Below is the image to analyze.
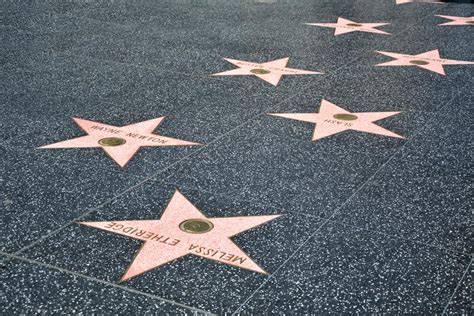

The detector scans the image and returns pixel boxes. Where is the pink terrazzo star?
[80,190,281,281]
[396,0,443,4]
[306,17,390,36]
[375,49,474,75]
[39,117,200,167]
[269,99,404,141]
[211,57,322,86]
[436,15,474,26]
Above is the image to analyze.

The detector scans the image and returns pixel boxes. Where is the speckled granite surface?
[1,0,472,314]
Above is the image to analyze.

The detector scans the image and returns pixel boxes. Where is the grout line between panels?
[442,257,473,315]
[0,251,215,316]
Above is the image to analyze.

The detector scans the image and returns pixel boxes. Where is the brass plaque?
[98,137,127,147]
[409,60,430,65]
[333,113,358,121]
[250,68,271,74]
[347,23,362,27]
[179,219,214,234]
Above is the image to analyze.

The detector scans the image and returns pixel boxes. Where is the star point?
[436,15,474,26]
[79,190,281,280]
[212,57,322,86]
[396,0,444,4]
[306,17,390,36]
[39,117,200,167]
[375,49,474,75]
[269,99,405,141]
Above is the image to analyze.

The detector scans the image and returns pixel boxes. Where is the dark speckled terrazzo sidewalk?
[1,0,473,314]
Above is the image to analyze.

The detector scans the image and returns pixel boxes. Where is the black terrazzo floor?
[1,0,473,314]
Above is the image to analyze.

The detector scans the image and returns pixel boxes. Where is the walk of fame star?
[80,190,281,281]
[269,99,404,141]
[436,15,474,26]
[39,117,200,167]
[306,17,390,36]
[211,57,322,86]
[375,49,474,75]
[396,0,443,4]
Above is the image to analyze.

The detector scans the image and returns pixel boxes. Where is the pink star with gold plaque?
[211,57,322,86]
[436,15,474,26]
[269,99,404,141]
[80,190,281,281]
[305,17,390,36]
[396,0,443,4]
[39,117,200,167]
[375,49,474,75]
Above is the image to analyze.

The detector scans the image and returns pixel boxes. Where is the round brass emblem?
[409,60,429,65]
[250,68,271,74]
[98,137,127,147]
[333,113,358,121]
[179,219,214,234]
